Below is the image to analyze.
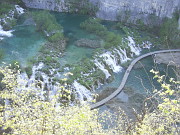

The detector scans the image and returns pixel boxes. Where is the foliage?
[135,69,180,134]
[31,11,64,42]
[0,64,131,135]
[0,0,23,16]
[66,0,99,15]
[80,18,123,49]
[116,8,180,49]
[0,64,179,134]
[159,15,180,48]
[0,3,13,15]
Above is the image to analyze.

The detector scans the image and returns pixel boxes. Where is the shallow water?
[53,12,98,66]
[0,25,44,66]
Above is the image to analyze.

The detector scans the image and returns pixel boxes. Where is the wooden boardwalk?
[91,49,180,109]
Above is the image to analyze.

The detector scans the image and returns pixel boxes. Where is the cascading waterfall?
[0,25,14,40]
[93,37,151,89]
[0,5,24,41]
[127,36,141,56]
[142,41,152,49]
[99,51,122,73]
[17,63,60,100]
[15,5,25,15]
[94,46,132,79]
[15,34,152,104]
[73,81,93,103]
[94,59,111,79]
[118,48,131,63]
[17,62,93,103]
[28,62,44,86]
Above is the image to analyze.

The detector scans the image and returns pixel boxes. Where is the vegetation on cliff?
[66,0,99,15]
[0,0,23,16]
[117,10,180,49]
[0,0,24,30]
[159,13,180,48]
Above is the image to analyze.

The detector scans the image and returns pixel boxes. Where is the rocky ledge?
[75,38,102,48]
[154,52,180,66]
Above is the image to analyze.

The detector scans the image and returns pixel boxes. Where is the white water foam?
[128,36,141,56]
[142,41,152,49]
[0,5,24,40]
[100,51,122,73]
[73,81,92,102]
[0,37,4,40]
[0,25,14,38]
[15,5,25,15]
[115,47,131,63]
[94,59,111,79]
[28,62,44,86]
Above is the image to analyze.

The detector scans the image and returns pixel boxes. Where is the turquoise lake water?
[0,11,176,101]
[0,25,45,66]
[53,13,98,66]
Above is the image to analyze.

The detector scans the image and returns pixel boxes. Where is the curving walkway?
[91,49,180,109]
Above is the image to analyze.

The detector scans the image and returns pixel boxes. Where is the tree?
[0,64,122,134]
[0,64,179,134]
[159,15,180,48]
[135,69,180,134]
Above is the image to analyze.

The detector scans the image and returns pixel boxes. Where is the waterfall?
[115,47,131,63]
[15,5,25,15]
[100,51,122,73]
[94,47,131,79]
[142,41,152,49]
[128,36,141,56]
[0,5,24,41]
[0,25,14,40]
[28,62,44,86]
[73,81,92,102]
[94,59,111,79]
[17,72,29,87]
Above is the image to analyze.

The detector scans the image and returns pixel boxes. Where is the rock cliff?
[22,0,180,24]
[94,0,179,23]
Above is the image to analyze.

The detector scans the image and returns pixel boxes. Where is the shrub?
[32,11,64,42]
[135,69,180,134]
[80,18,123,49]
[0,65,125,134]
[67,0,99,15]
[159,15,180,48]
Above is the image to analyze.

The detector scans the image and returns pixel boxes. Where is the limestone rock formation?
[22,0,180,25]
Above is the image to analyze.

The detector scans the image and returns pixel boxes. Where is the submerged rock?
[22,17,36,26]
[129,93,145,104]
[96,87,117,102]
[44,39,66,52]
[75,38,101,48]
[123,87,135,95]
